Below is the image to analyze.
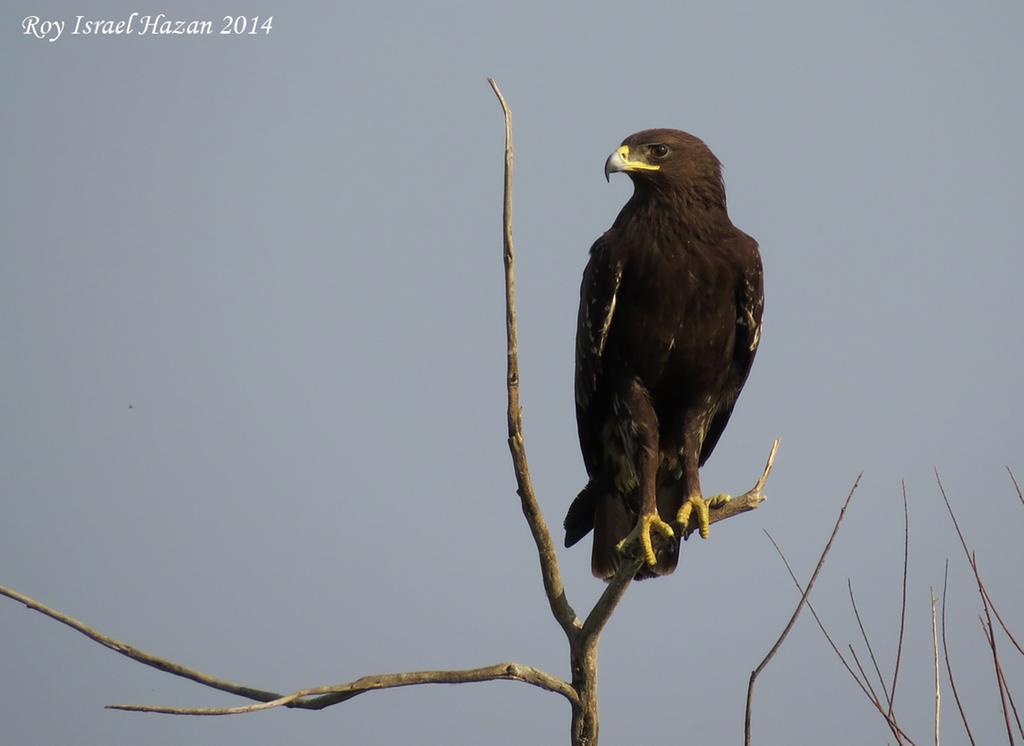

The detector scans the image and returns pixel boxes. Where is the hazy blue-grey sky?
[3,1,1022,744]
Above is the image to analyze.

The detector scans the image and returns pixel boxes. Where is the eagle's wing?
[699,234,764,465]
[574,235,623,476]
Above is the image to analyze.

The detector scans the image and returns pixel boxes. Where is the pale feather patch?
[596,268,622,358]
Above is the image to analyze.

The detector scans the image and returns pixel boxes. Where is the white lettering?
[22,16,64,42]
[139,14,164,35]
[71,16,138,35]
[24,13,230,41]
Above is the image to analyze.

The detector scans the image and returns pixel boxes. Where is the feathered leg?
[675,429,731,539]
[613,379,675,567]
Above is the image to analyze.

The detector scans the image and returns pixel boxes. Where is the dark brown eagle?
[563,129,763,580]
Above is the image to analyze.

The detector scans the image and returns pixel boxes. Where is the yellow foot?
[615,513,675,567]
[676,494,732,539]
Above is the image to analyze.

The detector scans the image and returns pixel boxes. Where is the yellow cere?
[617,145,661,172]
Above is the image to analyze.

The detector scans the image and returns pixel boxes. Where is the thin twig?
[981,620,1024,740]
[765,533,915,746]
[888,482,910,719]
[488,77,580,640]
[1009,683,1024,740]
[974,609,1015,740]
[931,587,940,746]
[709,439,779,525]
[976,556,1015,746]
[849,644,885,710]
[978,622,1024,740]
[937,471,1024,658]
[848,579,891,707]
[1008,467,1023,508]
[980,584,1024,658]
[744,473,860,746]
[941,560,976,746]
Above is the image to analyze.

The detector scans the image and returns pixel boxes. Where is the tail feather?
[591,487,633,579]
[564,479,602,548]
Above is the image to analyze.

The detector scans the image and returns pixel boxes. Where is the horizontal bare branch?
[108,662,578,715]
[0,583,576,714]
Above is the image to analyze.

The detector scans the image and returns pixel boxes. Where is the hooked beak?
[604,145,661,182]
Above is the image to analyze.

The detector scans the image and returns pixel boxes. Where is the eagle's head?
[604,128,725,207]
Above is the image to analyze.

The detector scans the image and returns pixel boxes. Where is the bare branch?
[108,662,579,715]
[931,587,940,746]
[744,473,860,746]
[888,482,910,718]
[980,584,1024,657]
[0,583,282,705]
[579,556,643,644]
[0,583,577,714]
[980,622,1024,740]
[941,561,977,746]
[979,612,1016,745]
[765,533,914,746]
[974,549,1015,744]
[848,644,885,711]
[488,77,580,640]
[1010,687,1024,740]
[979,582,1024,742]
[706,439,779,526]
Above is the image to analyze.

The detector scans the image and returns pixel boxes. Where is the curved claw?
[616,513,675,566]
[676,494,731,539]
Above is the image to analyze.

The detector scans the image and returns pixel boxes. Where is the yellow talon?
[616,513,675,566]
[676,493,731,539]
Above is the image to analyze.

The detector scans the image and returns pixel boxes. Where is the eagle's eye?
[649,143,670,159]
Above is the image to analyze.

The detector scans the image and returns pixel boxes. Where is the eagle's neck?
[619,181,732,243]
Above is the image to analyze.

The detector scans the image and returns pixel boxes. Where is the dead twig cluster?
[938,472,1024,745]
[755,471,1022,745]
[762,511,916,745]
[743,475,860,746]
